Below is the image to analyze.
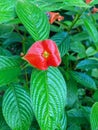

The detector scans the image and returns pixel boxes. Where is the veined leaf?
[58,111,67,130]
[83,18,98,49]
[70,41,86,58]
[0,0,16,23]
[2,85,33,130]
[51,32,70,57]
[0,47,12,56]
[76,59,98,70]
[16,0,50,41]
[30,67,67,130]
[0,56,21,87]
[0,109,11,130]
[90,102,98,130]
[70,71,96,90]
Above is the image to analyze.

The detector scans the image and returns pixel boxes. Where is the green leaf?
[70,71,97,90]
[67,124,81,130]
[66,79,78,108]
[90,102,98,130]
[16,0,50,41]
[72,31,89,42]
[0,0,16,23]
[0,56,21,87]
[0,24,14,38]
[93,90,98,102]
[2,85,33,130]
[0,47,12,56]
[83,18,98,49]
[64,0,89,7]
[51,32,70,57]
[76,59,98,70]
[59,111,67,130]
[70,41,86,58]
[67,108,90,127]
[91,69,98,78]
[86,47,98,57]
[0,112,11,130]
[30,67,67,130]
[33,0,64,12]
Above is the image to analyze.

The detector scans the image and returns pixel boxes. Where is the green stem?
[68,8,87,32]
[54,21,69,31]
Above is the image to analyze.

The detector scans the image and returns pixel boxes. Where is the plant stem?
[68,8,87,32]
[54,21,69,31]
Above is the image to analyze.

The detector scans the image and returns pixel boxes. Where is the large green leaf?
[0,110,11,130]
[64,0,89,7]
[33,0,64,12]
[0,56,21,87]
[2,85,33,130]
[0,0,16,23]
[16,0,50,41]
[76,59,98,70]
[30,67,67,130]
[90,102,98,130]
[58,111,67,130]
[83,18,98,49]
[70,71,97,90]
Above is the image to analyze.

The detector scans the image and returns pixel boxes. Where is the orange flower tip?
[47,12,64,24]
[85,0,92,4]
[92,7,98,13]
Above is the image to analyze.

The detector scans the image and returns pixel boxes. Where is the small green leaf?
[30,67,67,130]
[66,79,78,108]
[51,32,70,57]
[2,85,33,130]
[93,90,98,102]
[70,71,97,90]
[86,47,98,57]
[90,102,98,130]
[16,0,50,41]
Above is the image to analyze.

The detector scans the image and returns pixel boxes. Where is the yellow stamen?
[42,51,49,58]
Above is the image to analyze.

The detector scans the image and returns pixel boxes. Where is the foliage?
[0,0,98,130]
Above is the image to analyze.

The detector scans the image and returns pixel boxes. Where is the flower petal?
[23,54,48,70]
[23,39,61,70]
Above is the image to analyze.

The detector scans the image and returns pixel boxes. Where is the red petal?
[23,41,48,70]
[23,39,61,70]
[40,39,61,66]
[23,54,48,70]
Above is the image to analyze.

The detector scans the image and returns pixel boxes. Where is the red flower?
[23,39,61,70]
[47,12,64,24]
[85,0,92,4]
[92,7,98,13]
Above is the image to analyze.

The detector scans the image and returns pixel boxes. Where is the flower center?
[42,51,49,59]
